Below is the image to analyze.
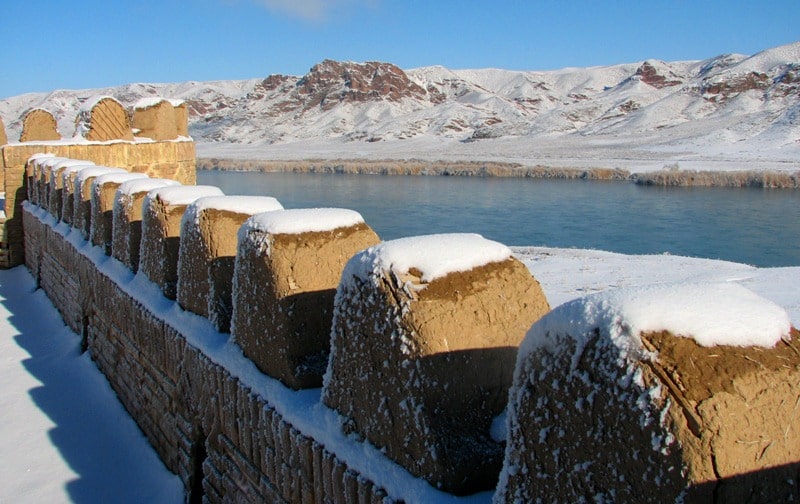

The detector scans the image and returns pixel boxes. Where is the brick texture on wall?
[23,207,393,504]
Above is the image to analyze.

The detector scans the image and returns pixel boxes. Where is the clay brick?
[90,172,147,254]
[232,209,380,389]
[175,140,195,162]
[498,301,800,502]
[139,185,223,299]
[20,109,60,142]
[262,446,278,490]
[312,443,324,502]
[76,97,133,142]
[132,99,179,141]
[342,470,359,504]
[177,196,282,331]
[323,234,550,494]
[22,204,400,503]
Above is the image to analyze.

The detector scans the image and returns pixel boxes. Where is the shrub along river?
[198,170,800,268]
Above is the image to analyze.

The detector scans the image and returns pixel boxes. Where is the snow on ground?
[195,133,800,174]
[0,266,183,503]
[1,235,798,503]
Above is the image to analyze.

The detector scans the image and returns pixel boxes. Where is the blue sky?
[1,0,798,99]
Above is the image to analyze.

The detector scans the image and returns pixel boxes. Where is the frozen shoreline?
[197,157,800,189]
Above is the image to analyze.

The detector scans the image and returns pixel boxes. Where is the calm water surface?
[198,170,800,267]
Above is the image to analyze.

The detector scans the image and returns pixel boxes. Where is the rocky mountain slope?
[1,42,798,170]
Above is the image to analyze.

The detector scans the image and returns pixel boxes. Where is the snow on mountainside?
[1,42,799,170]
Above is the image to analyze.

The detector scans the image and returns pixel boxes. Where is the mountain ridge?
[1,41,798,171]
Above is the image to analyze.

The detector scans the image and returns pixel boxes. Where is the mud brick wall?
[22,207,392,504]
[2,140,196,268]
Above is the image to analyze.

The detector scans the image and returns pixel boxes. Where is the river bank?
[197,158,800,188]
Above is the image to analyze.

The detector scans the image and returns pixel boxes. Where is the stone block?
[132,98,179,141]
[125,142,153,168]
[90,172,148,254]
[111,178,180,272]
[29,154,62,206]
[67,144,89,162]
[60,165,92,224]
[176,160,197,185]
[177,196,283,332]
[75,96,134,141]
[496,284,800,503]
[322,233,550,494]
[175,140,195,162]
[19,108,60,142]
[73,166,127,239]
[138,185,223,299]
[48,159,96,219]
[232,208,380,389]
[39,157,77,213]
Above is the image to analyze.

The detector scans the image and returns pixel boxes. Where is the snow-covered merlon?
[116,178,181,197]
[92,172,148,192]
[523,282,793,361]
[344,233,513,283]
[75,166,127,188]
[50,158,95,173]
[27,152,55,163]
[186,195,284,216]
[61,161,97,181]
[144,185,224,207]
[239,208,365,238]
[41,156,82,171]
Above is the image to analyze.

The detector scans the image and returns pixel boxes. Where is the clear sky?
[1,0,798,99]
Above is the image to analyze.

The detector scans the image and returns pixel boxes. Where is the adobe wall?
[23,208,392,503]
[1,141,195,268]
[18,151,800,502]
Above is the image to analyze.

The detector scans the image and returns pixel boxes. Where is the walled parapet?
[73,166,126,240]
[48,159,96,219]
[140,185,225,299]
[36,156,62,209]
[112,178,181,272]
[177,196,284,332]
[60,163,98,224]
[90,172,149,254]
[26,154,59,205]
[132,98,187,141]
[322,233,551,494]
[38,157,75,213]
[1,96,196,268]
[497,283,799,502]
[75,96,134,142]
[19,108,60,142]
[233,208,381,389]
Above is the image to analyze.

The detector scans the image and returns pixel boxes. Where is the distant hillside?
[1,41,799,171]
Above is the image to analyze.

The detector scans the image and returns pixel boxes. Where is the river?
[197,170,800,268]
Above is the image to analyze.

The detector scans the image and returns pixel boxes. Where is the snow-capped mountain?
[1,42,798,170]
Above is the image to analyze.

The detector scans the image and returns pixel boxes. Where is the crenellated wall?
[24,192,397,504]
[19,149,800,503]
[1,99,196,268]
[22,153,539,502]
